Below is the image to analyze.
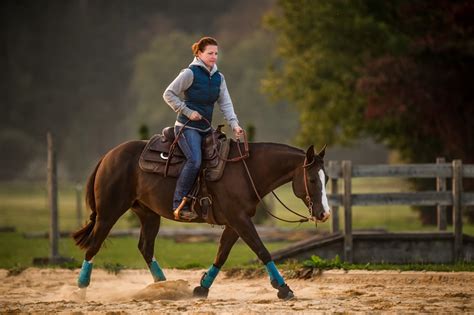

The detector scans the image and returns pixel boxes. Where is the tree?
[264,0,474,222]
[0,0,263,181]
[265,0,473,159]
[264,0,407,146]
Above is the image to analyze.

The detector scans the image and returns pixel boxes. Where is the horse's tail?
[72,157,103,250]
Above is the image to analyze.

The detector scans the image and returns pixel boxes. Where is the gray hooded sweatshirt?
[163,57,240,132]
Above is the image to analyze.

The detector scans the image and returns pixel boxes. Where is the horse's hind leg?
[229,214,294,300]
[193,225,239,298]
[132,203,166,282]
[77,205,130,289]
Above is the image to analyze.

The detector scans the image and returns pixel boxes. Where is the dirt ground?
[0,268,473,314]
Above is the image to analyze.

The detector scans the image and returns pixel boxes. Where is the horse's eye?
[309,178,316,183]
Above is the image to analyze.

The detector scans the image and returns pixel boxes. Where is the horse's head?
[292,145,331,223]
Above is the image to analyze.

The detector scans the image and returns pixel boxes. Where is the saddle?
[138,125,231,181]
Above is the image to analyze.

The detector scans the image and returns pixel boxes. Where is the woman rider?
[163,36,244,220]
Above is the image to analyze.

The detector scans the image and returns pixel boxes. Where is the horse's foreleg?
[133,205,166,282]
[193,225,239,298]
[229,214,294,300]
[214,226,240,267]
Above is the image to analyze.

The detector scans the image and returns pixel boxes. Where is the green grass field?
[0,232,288,269]
[1,178,473,269]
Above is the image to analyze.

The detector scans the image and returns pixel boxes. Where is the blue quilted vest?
[177,65,221,130]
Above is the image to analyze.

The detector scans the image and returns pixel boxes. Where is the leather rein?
[236,140,316,224]
[171,118,315,224]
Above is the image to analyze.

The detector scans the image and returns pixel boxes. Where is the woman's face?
[198,45,218,69]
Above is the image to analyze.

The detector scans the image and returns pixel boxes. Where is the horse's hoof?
[193,286,209,298]
[277,284,294,300]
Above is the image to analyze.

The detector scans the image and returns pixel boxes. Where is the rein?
[173,118,313,224]
[236,141,315,224]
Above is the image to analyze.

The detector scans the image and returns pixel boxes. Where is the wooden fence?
[326,159,474,263]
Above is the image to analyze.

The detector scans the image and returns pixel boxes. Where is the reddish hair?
[192,37,218,56]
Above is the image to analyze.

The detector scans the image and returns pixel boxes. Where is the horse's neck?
[247,143,305,196]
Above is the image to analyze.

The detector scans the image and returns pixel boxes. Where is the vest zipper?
[208,74,212,104]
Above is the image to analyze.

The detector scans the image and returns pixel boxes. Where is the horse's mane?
[247,142,305,156]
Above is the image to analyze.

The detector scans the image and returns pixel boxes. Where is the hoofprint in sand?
[0,268,472,313]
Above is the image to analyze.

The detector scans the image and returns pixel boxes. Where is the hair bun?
[191,37,218,56]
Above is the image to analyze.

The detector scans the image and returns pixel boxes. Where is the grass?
[271,179,474,234]
[1,179,473,270]
[224,256,474,280]
[2,179,473,234]
[0,232,290,269]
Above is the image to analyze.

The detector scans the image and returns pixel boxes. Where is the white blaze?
[318,169,331,213]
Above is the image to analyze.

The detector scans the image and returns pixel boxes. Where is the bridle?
[174,119,319,224]
[237,142,319,224]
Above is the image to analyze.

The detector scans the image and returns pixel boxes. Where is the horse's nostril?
[320,212,330,222]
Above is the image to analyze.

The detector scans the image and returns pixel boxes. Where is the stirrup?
[173,197,197,220]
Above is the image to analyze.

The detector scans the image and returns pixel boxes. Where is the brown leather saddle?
[139,125,230,181]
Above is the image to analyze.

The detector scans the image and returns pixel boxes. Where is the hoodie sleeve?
[163,69,194,118]
[217,73,240,130]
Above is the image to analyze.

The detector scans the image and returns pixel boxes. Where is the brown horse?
[73,138,330,300]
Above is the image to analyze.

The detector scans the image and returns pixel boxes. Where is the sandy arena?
[0,268,473,313]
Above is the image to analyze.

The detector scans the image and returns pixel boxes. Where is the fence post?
[76,183,83,228]
[452,159,463,262]
[47,132,59,260]
[436,157,447,231]
[342,160,353,263]
[328,160,340,233]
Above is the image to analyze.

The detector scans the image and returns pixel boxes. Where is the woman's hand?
[233,125,244,139]
[189,111,202,121]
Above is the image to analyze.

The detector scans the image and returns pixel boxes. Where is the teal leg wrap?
[265,261,285,286]
[200,264,220,289]
[149,259,166,282]
[78,260,93,288]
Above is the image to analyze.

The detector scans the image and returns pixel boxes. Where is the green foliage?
[7,264,27,277]
[103,262,126,275]
[246,124,256,142]
[303,255,345,269]
[179,262,205,269]
[355,262,474,272]
[3,180,474,235]
[264,0,405,147]
[265,0,474,222]
[224,264,266,278]
[138,124,150,140]
[264,0,474,165]
[0,232,289,269]
[58,260,81,270]
[2,180,474,271]
[300,255,474,272]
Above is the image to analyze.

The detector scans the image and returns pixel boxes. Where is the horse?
[72,136,331,300]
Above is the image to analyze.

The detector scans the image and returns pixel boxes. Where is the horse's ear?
[306,145,315,162]
[317,144,327,159]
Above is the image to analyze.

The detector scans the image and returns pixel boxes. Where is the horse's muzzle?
[315,211,330,223]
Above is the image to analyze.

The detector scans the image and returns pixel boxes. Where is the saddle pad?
[139,134,183,177]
